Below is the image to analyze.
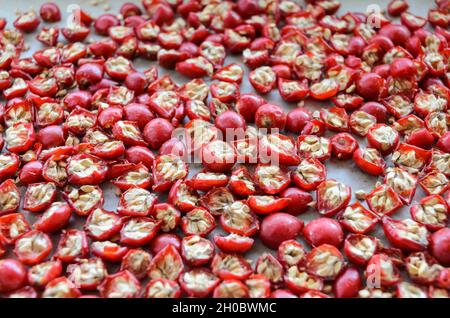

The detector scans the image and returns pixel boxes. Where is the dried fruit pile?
[0,0,449,298]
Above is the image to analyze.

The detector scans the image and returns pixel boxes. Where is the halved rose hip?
[186,170,229,192]
[338,202,379,235]
[153,154,188,192]
[42,277,81,298]
[14,230,53,265]
[143,278,181,298]
[419,170,449,195]
[259,133,300,166]
[0,213,31,245]
[67,258,107,290]
[213,279,249,298]
[365,253,401,288]
[249,66,276,94]
[54,229,89,263]
[63,185,103,216]
[297,135,331,162]
[405,251,443,285]
[220,200,259,237]
[353,148,386,175]
[384,167,417,204]
[120,217,161,246]
[120,249,152,280]
[213,233,254,254]
[349,110,377,137]
[392,143,431,173]
[316,179,351,217]
[112,121,146,147]
[366,184,404,217]
[0,179,20,215]
[181,235,215,267]
[23,182,57,213]
[112,163,152,191]
[248,195,291,215]
[181,207,216,237]
[166,180,198,213]
[34,202,72,233]
[148,245,184,281]
[66,154,108,186]
[91,241,128,263]
[0,153,20,181]
[179,268,220,298]
[306,244,345,280]
[99,270,141,298]
[254,164,291,195]
[410,195,449,231]
[255,253,284,285]
[201,140,237,172]
[117,188,157,217]
[28,259,63,288]
[228,166,256,196]
[84,208,123,241]
[211,253,253,281]
[367,124,399,156]
[291,158,326,191]
[382,217,430,252]
[344,234,378,267]
[4,122,35,153]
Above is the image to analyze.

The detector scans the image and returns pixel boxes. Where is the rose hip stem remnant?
[0,0,449,299]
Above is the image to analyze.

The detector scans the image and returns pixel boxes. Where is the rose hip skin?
[259,213,303,249]
[143,118,174,150]
[279,187,313,215]
[286,108,311,134]
[0,259,28,293]
[236,94,265,123]
[430,228,450,266]
[303,218,344,248]
[40,2,61,22]
[255,104,286,130]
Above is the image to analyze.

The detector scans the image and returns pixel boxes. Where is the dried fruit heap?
[0,0,449,298]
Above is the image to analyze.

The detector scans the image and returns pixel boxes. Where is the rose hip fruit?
[143,118,174,150]
[259,213,303,249]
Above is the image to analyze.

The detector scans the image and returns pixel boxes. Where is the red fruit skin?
[149,233,181,255]
[270,289,298,298]
[19,161,43,184]
[40,2,61,22]
[124,103,155,130]
[437,132,450,153]
[280,187,313,215]
[286,108,311,134]
[333,266,362,298]
[303,218,344,248]
[404,128,435,150]
[214,111,246,135]
[430,228,450,266]
[259,213,303,249]
[143,118,174,150]
[255,103,287,130]
[356,73,386,101]
[360,102,388,123]
[0,259,27,293]
[37,125,65,149]
[125,146,155,169]
[379,23,411,46]
[236,93,265,123]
